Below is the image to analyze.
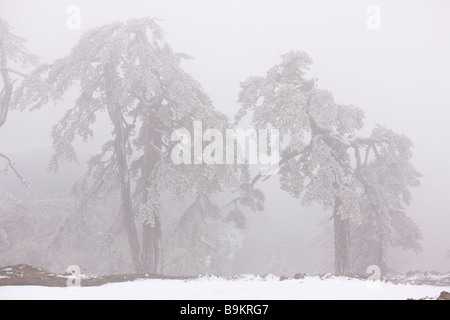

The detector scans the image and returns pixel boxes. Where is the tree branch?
[371,142,381,159]
[364,145,371,166]
[250,148,302,187]
[0,152,30,187]
[5,68,27,78]
[131,89,160,111]
[0,77,12,128]
[354,146,362,171]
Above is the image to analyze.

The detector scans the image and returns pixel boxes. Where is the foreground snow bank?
[1,275,449,300]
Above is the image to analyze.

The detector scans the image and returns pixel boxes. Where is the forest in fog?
[1,1,449,278]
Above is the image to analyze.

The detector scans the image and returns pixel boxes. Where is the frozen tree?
[129,78,234,274]
[0,18,37,185]
[350,126,422,273]
[15,18,193,273]
[17,18,257,274]
[307,127,422,275]
[237,51,421,275]
[237,51,360,274]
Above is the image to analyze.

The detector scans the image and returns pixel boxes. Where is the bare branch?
[0,152,31,187]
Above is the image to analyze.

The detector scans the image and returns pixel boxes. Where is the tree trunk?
[141,221,155,273]
[141,214,163,274]
[334,198,351,275]
[114,118,141,273]
[104,63,141,273]
[0,40,13,129]
[139,111,164,275]
[140,175,156,274]
[376,240,386,275]
[140,112,157,274]
[0,77,12,128]
[154,215,163,274]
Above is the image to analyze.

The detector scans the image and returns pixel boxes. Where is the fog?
[0,0,449,276]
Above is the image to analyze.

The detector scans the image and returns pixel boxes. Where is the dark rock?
[294,273,305,280]
[437,291,450,300]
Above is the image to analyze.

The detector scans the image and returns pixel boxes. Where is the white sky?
[1,0,449,272]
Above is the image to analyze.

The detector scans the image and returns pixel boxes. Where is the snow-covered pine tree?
[350,126,422,274]
[16,18,260,274]
[237,51,422,275]
[14,18,194,273]
[130,91,235,274]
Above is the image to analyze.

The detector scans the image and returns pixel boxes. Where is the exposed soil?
[0,264,190,287]
[1,264,449,300]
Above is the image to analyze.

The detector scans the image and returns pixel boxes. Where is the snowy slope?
[1,275,449,300]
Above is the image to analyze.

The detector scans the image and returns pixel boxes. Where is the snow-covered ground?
[1,275,449,300]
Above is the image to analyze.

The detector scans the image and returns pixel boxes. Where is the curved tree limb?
[5,68,27,78]
[0,152,30,187]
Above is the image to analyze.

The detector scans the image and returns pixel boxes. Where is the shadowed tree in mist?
[0,18,37,186]
[237,51,422,275]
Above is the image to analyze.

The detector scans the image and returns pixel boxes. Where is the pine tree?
[16,18,260,274]
[237,51,422,275]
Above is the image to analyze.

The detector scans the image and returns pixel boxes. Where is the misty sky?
[0,0,449,272]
